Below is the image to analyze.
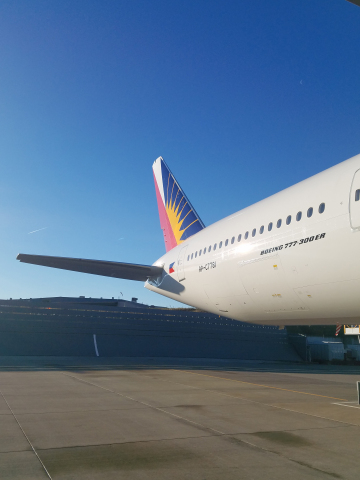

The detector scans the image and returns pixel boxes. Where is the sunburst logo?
[165,175,198,245]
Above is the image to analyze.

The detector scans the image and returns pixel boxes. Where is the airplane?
[347,1,360,7]
[17,153,360,327]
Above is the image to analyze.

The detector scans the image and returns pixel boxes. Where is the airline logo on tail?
[153,157,205,252]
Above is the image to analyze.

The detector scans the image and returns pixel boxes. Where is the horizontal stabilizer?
[16,254,163,282]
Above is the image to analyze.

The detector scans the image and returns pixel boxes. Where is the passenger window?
[225,239,228,246]
[231,236,235,244]
[356,189,360,202]
[252,228,256,237]
[219,241,223,248]
[277,219,282,228]
[259,225,264,234]
[286,215,291,225]
[204,247,207,254]
[213,243,217,251]
[208,245,211,252]
[187,255,190,261]
[296,211,302,221]
[245,231,249,239]
[307,207,313,218]
[238,234,242,242]
[195,251,197,258]
[199,250,202,256]
[268,222,273,231]
[318,203,325,214]
[191,253,193,259]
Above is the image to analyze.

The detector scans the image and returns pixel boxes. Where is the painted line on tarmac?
[333,402,360,409]
[136,371,360,428]
[173,370,348,401]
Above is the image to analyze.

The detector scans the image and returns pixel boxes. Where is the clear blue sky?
[0,0,359,306]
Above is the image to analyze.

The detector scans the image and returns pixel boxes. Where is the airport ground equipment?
[308,343,345,362]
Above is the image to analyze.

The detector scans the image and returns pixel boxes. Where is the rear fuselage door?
[350,169,360,230]
[177,246,188,282]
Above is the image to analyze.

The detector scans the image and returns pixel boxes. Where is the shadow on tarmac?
[1,356,360,375]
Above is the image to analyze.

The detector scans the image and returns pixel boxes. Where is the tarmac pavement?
[0,357,360,479]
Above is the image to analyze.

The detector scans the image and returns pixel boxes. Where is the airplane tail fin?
[152,157,205,252]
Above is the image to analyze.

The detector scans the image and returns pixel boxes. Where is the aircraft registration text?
[199,262,216,272]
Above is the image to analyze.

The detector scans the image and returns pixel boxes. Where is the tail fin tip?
[152,157,204,252]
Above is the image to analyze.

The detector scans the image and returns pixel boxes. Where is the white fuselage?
[146,154,360,326]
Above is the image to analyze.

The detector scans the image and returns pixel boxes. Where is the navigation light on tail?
[152,157,205,252]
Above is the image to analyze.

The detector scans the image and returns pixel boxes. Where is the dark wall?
[0,302,301,361]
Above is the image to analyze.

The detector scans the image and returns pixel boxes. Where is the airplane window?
[191,253,193,259]
[245,231,249,239]
[259,225,264,234]
[318,203,325,214]
[225,239,228,246]
[307,207,313,218]
[195,251,197,258]
[356,189,360,202]
[238,234,242,242]
[187,255,190,261]
[286,215,291,225]
[252,228,256,237]
[208,245,212,252]
[231,236,235,244]
[213,243,217,250]
[199,250,202,256]
[219,241,223,248]
[277,219,282,228]
[204,247,207,254]
[296,211,302,221]
[268,222,273,231]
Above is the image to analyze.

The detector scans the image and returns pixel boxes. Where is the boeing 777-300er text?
[17,154,360,326]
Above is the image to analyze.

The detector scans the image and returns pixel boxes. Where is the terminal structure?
[0,296,301,361]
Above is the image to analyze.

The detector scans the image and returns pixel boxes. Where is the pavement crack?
[226,434,343,478]
[0,389,52,479]
[61,372,226,436]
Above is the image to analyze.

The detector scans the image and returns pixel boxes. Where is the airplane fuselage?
[146,154,360,326]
